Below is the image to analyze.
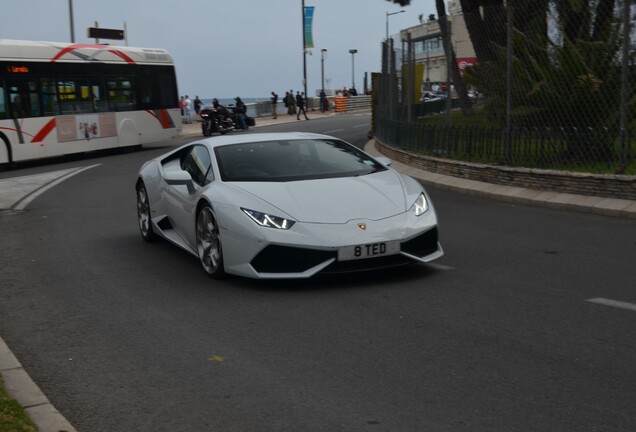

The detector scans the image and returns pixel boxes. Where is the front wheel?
[196,205,225,278]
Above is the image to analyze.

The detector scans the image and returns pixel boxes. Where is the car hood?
[230,170,408,223]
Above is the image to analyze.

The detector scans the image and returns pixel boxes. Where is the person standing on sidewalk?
[194,96,203,115]
[296,91,309,120]
[271,91,278,119]
[183,95,193,124]
[287,89,296,115]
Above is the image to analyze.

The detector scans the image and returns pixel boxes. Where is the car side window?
[181,145,213,186]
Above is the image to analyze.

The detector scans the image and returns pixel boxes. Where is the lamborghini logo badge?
[358,223,367,230]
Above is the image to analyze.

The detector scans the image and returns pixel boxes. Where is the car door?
[162,144,213,249]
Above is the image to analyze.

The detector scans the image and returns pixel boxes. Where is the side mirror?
[375,156,392,167]
[164,170,195,194]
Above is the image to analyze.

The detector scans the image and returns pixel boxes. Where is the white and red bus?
[0,39,181,166]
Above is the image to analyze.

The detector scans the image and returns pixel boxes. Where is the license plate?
[337,240,400,261]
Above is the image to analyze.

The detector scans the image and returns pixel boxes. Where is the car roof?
[193,132,336,149]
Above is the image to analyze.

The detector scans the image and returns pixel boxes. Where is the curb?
[365,140,636,219]
[0,337,77,432]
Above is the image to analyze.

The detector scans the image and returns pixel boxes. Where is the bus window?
[91,79,107,112]
[58,79,78,114]
[138,81,153,109]
[0,83,6,119]
[107,77,136,112]
[158,74,177,108]
[40,78,59,116]
[58,78,93,113]
[27,81,41,117]
[7,78,41,118]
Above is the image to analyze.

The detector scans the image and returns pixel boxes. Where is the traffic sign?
[87,27,124,40]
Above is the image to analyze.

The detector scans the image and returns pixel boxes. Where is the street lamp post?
[68,0,75,42]
[321,49,327,111]
[302,0,308,101]
[385,10,405,41]
[349,49,357,90]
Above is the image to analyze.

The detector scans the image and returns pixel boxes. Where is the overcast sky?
[1,0,435,100]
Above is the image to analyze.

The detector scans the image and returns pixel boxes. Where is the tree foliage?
[458,0,633,162]
[462,0,627,127]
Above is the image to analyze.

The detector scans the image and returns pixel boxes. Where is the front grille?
[401,227,439,257]
[251,245,335,273]
[251,227,439,275]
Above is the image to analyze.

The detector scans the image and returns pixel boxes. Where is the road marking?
[208,355,225,362]
[426,262,455,271]
[586,297,636,313]
[353,124,368,128]
[0,164,100,211]
[324,128,345,134]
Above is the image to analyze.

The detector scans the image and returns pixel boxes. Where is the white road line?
[425,263,455,271]
[12,164,101,210]
[586,297,636,313]
[353,124,368,128]
[324,129,345,134]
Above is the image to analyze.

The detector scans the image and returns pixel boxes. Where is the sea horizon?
[200,97,269,106]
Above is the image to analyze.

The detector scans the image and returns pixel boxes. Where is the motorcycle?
[200,104,235,136]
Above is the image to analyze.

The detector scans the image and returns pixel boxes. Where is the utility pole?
[349,49,358,90]
[302,0,308,99]
[68,0,75,42]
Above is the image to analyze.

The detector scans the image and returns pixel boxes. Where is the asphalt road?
[1,113,635,431]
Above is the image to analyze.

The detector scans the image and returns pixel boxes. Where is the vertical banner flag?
[304,6,315,48]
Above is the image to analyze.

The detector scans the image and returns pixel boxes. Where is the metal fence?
[247,95,371,118]
[374,1,636,175]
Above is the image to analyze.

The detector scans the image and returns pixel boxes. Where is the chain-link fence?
[374,0,636,175]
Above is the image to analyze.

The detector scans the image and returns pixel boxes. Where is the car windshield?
[215,139,387,182]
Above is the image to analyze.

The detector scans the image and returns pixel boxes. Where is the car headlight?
[242,208,295,229]
[409,193,429,216]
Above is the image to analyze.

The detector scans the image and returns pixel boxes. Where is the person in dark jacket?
[296,91,309,120]
[271,91,278,119]
[234,97,248,130]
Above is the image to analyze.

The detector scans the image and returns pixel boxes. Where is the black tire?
[202,122,211,137]
[136,181,158,242]
[196,204,225,278]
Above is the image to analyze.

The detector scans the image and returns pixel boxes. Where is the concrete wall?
[375,140,636,201]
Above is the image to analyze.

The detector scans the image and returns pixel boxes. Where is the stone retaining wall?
[375,140,636,201]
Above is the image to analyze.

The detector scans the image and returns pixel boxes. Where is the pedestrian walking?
[271,91,278,119]
[179,96,185,116]
[296,91,309,120]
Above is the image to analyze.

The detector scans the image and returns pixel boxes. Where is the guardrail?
[245,96,371,118]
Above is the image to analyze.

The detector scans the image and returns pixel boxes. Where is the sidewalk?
[180,110,334,135]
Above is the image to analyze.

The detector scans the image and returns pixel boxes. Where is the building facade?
[397,1,476,90]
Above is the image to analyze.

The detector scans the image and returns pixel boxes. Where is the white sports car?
[136,132,443,279]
